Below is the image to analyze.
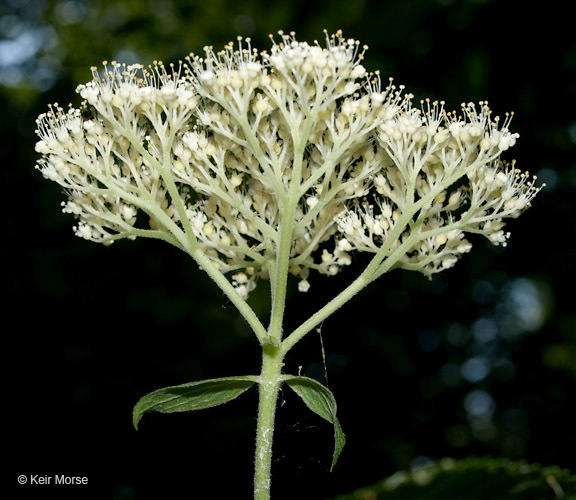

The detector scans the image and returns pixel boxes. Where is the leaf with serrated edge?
[133,376,259,430]
[283,375,345,471]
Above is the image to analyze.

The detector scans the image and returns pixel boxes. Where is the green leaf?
[283,375,345,471]
[133,376,258,430]
[330,456,576,500]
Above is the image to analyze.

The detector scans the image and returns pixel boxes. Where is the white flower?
[35,31,542,296]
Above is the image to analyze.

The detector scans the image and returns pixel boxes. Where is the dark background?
[3,0,575,498]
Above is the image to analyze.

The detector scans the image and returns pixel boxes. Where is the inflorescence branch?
[35,30,542,330]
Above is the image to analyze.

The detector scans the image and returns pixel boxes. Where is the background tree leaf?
[133,376,259,430]
[283,375,345,472]
[330,456,576,500]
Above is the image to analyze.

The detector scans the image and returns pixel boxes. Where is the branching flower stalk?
[35,30,542,500]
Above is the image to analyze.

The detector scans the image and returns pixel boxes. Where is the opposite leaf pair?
[133,374,344,471]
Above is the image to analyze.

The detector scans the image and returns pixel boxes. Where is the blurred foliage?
[3,0,575,498]
[331,457,576,500]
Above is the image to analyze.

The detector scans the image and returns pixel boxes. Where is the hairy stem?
[254,344,284,500]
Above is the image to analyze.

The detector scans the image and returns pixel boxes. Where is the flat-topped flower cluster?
[35,30,541,298]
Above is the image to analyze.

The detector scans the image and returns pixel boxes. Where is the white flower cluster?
[35,31,542,298]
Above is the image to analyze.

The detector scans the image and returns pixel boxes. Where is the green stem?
[281,200,420,354]
[187,247,269,343]
[254,344,284,500]
[280,268,373,356]
[266,201,296,343]
[266,136,305,343]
